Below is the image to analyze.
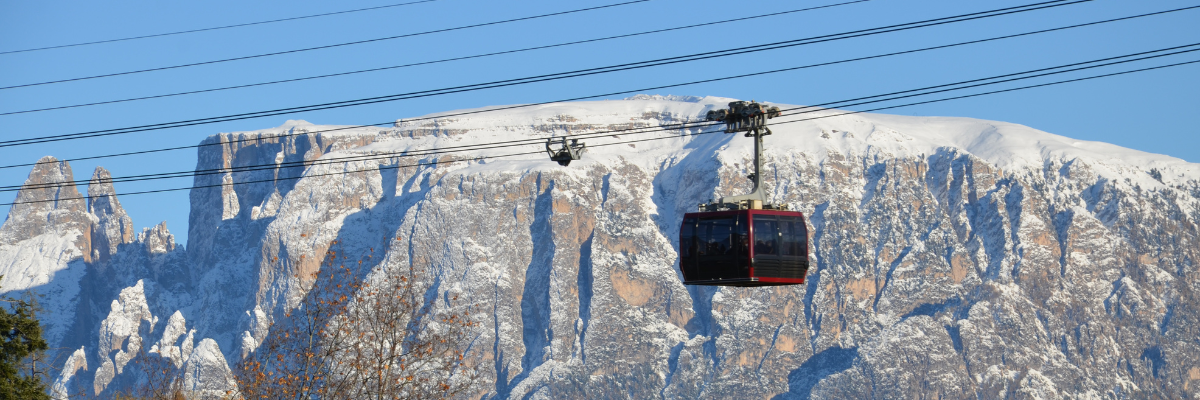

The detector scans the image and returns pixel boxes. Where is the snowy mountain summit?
[4,96,1200,399]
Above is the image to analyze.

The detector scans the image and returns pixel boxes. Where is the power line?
[0,0,1099,148]
[8,120,722,193]
[0,0,439,56]
[6,55,1196,207]
[8,45,1197,194]
[2,125,726,207]
[773,44,1200,116]
[0,0,1185,172]
[0,0,1091,145]
[0,0,871,116]
[57,47,1200,187]
[0,0,651,91]
[769,59,1200,127]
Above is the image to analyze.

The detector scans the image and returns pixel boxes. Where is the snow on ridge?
[394,95,728,126]
[50,347,87,400]
[152,311,194,368]
[208,118,384,141]
[853,112,1199,183]
[0,231,88,348]
[621,94,708,102]
[356,97,1200,186]
[94,280,155,395]
[197,96,1198,188]
[0,231,86,293]
[181,338,237,398]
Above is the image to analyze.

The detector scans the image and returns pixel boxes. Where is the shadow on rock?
[774,346,858,400]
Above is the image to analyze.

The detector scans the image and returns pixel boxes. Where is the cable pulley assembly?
[707,100,781,134]
[701,100,787,212]
[545,137,587,166]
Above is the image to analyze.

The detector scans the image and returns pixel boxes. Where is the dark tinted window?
[700,217,735,255]
[781,218,802,256]
[680,217,696,257]
[734,213,749,256]
[797,217,809,256]
[753,216,778,256]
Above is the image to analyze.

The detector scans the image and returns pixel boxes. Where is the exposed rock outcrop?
[6,97,1200,398]
[93,280,154,395]
[0,156,90,251]
[87,167,134,267]
[181,339,236,398]
[0,159,188,397]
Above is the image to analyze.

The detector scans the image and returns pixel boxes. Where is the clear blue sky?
[1,0,1197,245]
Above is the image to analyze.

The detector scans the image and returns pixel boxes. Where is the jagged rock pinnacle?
[0,156,90,247]
[87,166,117,197]
[138,221,176,255]
[88,166,134,263]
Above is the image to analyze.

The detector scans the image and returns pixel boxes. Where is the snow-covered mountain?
[5,95,1200,399]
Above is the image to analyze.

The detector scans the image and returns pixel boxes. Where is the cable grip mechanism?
[699,100,784,211]
[545,137,587,166]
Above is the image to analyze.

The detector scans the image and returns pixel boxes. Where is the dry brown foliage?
[232,242,479,399]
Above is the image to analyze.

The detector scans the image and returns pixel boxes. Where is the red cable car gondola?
[679,208,808,286]
[679,101,808,286]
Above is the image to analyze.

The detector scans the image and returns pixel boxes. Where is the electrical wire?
[0,0,871,116]
[6,54,1196,207]
[0,0,439,56]
[7,45,1197,195]
[0,2,1188,171]
[0,0,1100,148]
[767,59,1200,128]
[0,0,651,91]
[772,44,1200,115]
[5,120,723,193]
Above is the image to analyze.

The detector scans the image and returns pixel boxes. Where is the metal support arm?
[700,101,787,211]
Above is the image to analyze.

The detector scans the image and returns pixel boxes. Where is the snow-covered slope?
[6,95,1200,398]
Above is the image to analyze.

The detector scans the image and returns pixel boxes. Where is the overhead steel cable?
[3,120,723,192]
[5,55,1197,207]
[772,44,1200,115]
[0,149,546,208]
[15,45,1197,192]
[0,0,439,56]
[0,0,872,116]
[766,59,1200,128]
[0,3,1189,171]
[0,0,1100,148]
[8,44,1197,194]
[0,0,651,91]
[0,0,1093,145]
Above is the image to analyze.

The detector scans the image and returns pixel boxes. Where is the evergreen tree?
[0,276,50,400]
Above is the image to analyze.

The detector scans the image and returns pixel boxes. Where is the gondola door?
[749,211,808,282]
[751,214,781,278]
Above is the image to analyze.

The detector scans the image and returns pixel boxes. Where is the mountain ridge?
[3,96,1198,399]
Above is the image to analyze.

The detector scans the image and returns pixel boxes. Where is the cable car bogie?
[545,137,586,166]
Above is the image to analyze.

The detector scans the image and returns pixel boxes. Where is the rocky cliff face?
[5,96,1200,399]
[0,157,94,351]
[87,167,134,267]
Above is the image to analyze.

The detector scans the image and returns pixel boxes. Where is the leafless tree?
[115,344,186,400]
[234,241,479,399]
